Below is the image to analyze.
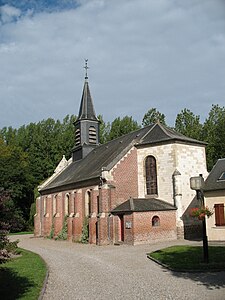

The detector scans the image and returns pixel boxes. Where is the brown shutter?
[214,204,225,226]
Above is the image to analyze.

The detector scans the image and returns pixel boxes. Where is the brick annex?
[34,69,208,245]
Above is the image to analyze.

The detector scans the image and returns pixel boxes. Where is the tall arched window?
[53,195,57,217]
[64,194,69,216]
[145,155,158,195]
[85,191,91,217]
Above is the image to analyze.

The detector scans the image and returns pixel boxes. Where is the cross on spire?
[84,59,89,80]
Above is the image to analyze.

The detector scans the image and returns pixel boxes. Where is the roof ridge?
[139,123,157,143]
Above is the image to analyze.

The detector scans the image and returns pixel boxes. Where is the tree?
[175,108,202,140]
[0,190,19,261]
[142,108,166,127]
[98,115,110,144]
[108,116,141,141]
[202,105,225,170]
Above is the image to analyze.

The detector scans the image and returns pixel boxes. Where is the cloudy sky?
[0,0,225,129]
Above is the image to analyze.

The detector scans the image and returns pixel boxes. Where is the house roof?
[111,198,177,213]
[40,122,206,194]
[204,158,225,192]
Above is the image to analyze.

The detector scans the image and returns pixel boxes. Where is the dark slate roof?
[204,159,225,192]
[139,122,207,146]
[40,123,206,194]
[77,80,98,121]
[40,126,151,193]
[111,198,177,213]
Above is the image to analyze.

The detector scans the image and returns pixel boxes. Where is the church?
[34,65,208,245]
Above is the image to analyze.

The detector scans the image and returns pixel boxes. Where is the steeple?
[77,60,98,121]
[72,60,100,162]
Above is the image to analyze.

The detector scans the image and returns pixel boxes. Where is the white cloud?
[0,0,225,128]
[0,4,21,24]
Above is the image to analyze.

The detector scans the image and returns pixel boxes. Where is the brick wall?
[133,211,177,245]
[111,147,138,208]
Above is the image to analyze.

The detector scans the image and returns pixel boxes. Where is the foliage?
[0,115,76,229]
[81,217,89,243]
[175,108,202,140]
[0,248,47,299]
[202,104,225,170]
[55,216,68,240]
[48,219,55,239]
[189,207,213,220]
[108,116,141,141]
[148,246,225,271]
[98,114,110,144]
[0,190,19,262]
[28,202,36,230]
[142,108,166,126]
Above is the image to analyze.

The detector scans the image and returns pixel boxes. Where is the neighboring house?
[204,158,225,241]
[34,72,208,245]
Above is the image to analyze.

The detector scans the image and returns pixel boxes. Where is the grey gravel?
[13,235,225,300]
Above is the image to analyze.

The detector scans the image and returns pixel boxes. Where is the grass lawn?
[148,246,225,271]
[0,248,47,300]
[9,231,33,235]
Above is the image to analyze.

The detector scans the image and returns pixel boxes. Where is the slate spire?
[72,60,100,162]
[77,69,98,121]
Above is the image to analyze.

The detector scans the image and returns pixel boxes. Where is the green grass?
[9,231,33,235]
[0,248,47,300]
[148,246,225,271]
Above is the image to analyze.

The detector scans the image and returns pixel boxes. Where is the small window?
[218,172,225,181]
[152,216,160,227]
[214,204,225,226]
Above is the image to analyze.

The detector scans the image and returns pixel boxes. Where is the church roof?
[40,122,206,194]
[77,80,98,121]
[204,158,225,192]
[111,198,177,213]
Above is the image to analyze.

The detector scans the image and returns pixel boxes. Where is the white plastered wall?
[205,190,225,241]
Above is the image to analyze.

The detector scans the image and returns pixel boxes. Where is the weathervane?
[84,59,89,80]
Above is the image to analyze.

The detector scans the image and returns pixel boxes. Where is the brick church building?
[34,68,208,245]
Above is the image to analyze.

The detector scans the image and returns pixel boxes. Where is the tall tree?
[202,104,225,170]
[142,108,166,127]
[175,108,202,140]
[98,115,110,144]
[108,116,141,141]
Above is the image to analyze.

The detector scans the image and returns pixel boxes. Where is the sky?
[0,0,225,129]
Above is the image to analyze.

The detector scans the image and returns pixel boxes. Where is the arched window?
[145,155,158,195]
[152,216,160,227]
[64,194,69,216]
[85,191,91,217]
[53,195,57,217]
[89,126,97,144]
[43,196,47,216]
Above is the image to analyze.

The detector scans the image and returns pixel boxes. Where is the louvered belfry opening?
[89,126,97,144]
[145,155,158,195]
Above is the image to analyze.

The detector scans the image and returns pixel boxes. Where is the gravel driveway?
[14,235,225,300]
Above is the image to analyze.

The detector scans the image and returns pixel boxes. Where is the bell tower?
[72,60,100,161]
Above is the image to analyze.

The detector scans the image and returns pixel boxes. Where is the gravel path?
[13,235,225,300]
